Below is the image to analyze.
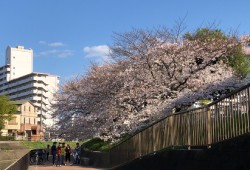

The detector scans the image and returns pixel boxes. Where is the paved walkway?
[28,162,100,170]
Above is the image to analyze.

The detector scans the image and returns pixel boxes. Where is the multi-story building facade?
[1,100,43,141]
[0,46,59,127]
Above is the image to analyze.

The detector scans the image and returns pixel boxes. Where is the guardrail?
[108,83,250,168]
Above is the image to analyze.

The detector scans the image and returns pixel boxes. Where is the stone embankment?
[0,141,30,170]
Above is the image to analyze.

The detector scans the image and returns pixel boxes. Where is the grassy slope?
[20,141,85,150]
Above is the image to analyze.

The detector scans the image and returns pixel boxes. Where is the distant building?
[241,35,250,56]
[1,100,43,141]
[0,46,59,127]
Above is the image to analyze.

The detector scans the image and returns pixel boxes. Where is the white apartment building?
[0,46,59,127]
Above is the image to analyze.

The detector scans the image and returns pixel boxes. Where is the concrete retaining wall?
[0,141,29,170]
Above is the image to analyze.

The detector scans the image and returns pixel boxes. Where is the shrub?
[82,138,112,152]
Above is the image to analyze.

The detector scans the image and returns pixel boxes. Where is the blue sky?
[0,0,249,83]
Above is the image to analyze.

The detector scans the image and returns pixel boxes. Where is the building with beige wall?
[0,46,59,127]
[1,100,43,141]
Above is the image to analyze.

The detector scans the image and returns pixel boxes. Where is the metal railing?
[109,83,250,167]
[0,136,14,141]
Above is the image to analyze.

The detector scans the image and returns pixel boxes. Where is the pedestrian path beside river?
[28,161,99,170]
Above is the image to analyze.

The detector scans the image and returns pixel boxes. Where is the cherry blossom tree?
[51,26,248,141]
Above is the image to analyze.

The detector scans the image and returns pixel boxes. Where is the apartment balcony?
[7,84,33,94]
[0,85,6,90]
[32,97,49,104]
[8,77,34,87]
[0,84,49,98]
[37,114,47,120]
[9,90,33,99]
[33,102,48,112]
[31,76,48,82]
[0,74,7,80]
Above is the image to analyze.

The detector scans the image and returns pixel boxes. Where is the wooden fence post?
[187,113,191,149]
[207,107,212,148]
[170,116,174,147]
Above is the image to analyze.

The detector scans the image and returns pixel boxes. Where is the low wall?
[81,149,110,168]
[5,152,30,170]
[0,141,30,170]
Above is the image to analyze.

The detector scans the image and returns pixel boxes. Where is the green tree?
[0,95,17,131]
[184,28,250,79]
[228,48,250,78]
[183,28,227,41]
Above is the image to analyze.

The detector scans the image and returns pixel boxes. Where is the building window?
[13,56,15,59]
[29,106,31,112]
[13,67,15,69]
[24,118,25,124]
[29,118,30,124]
[34,118,35,124]
[24,106,26,111]
[32,130,36,135]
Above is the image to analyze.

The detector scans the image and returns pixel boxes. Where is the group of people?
[46,142,81,166]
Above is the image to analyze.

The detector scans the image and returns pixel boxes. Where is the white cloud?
[39,41,47,44]
[37,41,71,58]
[57,49,74,58]
[48,42,65,47]
[83,45,112,63]
[38,50,56,56]
[37,49,74,58]
[83,45,110,57]
[38,41,65,47]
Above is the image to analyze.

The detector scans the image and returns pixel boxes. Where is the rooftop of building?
[0,64,10,70]
[11,100,35,107]
[0,71,59,84]
[6,45,32,51]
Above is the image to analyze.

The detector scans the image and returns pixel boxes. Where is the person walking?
[65,144,71,165]
[56,143,62,167]
[74,142,81,164]
[51,142,57,166]
[61,143,66,165]
[46,144,50,161]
